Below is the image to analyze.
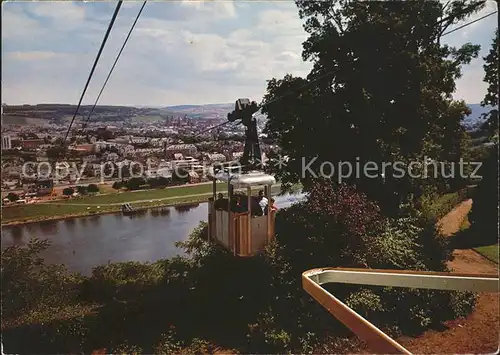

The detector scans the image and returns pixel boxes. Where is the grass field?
[58,183,228,205]
[456,215,498,264]
[1,183,293,224]
[473,244,499,264]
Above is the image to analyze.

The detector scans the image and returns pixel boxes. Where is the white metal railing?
[302,267,499,354]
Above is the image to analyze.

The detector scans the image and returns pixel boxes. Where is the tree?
[76,185,87,195]
[172,168,189,184]
[480,28,499,136]
[62,187,74,196]
[6,192,19,202]
[248,181,474,351]
[87,184,99,193]
[112,181,123,190]
[469,144,498,242]
[262,0,485,215]
[1,238,81,319]
[46,146,67,160]
[126,177,146,191]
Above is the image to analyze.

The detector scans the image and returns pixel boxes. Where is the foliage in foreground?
[262,0,484,216]
[1,182,477,354]
[469,144,498,243]
[418,186,472,222]
[480,28,499,136]
[246,181,475,352]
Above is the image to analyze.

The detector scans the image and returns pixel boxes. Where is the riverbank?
[1,184,299,227]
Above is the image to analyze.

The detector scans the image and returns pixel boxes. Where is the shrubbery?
[469,144,498,241]
[62,187,74,196]
[419,186,472,222]
[112,181,123,190]
[1,180,477,354]
[6,192,19,202]
[87,184,100,193]
[1,239,84,321]
[247,181,475,351]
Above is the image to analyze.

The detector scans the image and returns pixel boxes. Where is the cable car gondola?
[206,99,277,257]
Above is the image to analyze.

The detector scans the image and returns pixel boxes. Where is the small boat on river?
[121,203,136,215]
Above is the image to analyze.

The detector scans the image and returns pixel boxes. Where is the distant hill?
[1,115,48,126]
[463,104,495,131]
[165,103,233,110]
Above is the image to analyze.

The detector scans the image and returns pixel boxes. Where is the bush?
[87,184,99,193]
[253,180,476,351]
[6,192,19,202]
[113,342,143,355]
[469,145,498,240]
[76,185,87,195]
[126,177,146,191]
[419,187,470,221]
[153,328,183,354]
[172,168,189,184]
[112,181,123,190]
[62,187,74,196]
[154,328,214,355]
[1,238,83,320]
[85,260,168,302]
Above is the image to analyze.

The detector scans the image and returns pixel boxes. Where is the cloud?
[441,0,497,103]
[180,0,237,19]
[4,51,62,61]
[1,1,495,106]
[29,2,85,22]
[1,4,48,40]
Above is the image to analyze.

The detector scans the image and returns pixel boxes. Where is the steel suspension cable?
[84,1,147,127]
[62,1,123,146]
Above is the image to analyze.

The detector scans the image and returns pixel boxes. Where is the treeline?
[112,171,190,191]
[62,184,99,196]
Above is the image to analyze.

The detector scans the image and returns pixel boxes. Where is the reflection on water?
[39,220,59,235]
[10,226,24,244]
[174,203,200,214]
[88,215,101,224]
[150,207,171,217]
[64,218,76,230]
[1,192,304,275]
[25,223,37,234]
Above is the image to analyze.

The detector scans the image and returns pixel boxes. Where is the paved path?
[437,199,473,237]
[398,198,499,354]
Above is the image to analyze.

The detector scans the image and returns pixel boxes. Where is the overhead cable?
[62,1,123,146]
[442,10,497,36]
[84,1,148,126]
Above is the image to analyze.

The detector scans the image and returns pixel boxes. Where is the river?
[1,192,305,275]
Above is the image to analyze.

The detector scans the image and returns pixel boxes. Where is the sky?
[1,0,498,106]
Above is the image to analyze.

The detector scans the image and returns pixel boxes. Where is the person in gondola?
[257,190,268,214]
[233,194,248,213]
[250,194,263,217]
[270,198,278,212]
[214,193,227,210]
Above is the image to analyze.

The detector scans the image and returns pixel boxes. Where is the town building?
[165,143,197,159]
[70,144,94,153]
[21,139,45,150]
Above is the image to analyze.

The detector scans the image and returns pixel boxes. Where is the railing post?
[266,183,272,243]
[247,186,252,255]
[227,178,234,254]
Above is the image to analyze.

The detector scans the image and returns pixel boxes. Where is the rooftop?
[209,169,276,188]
